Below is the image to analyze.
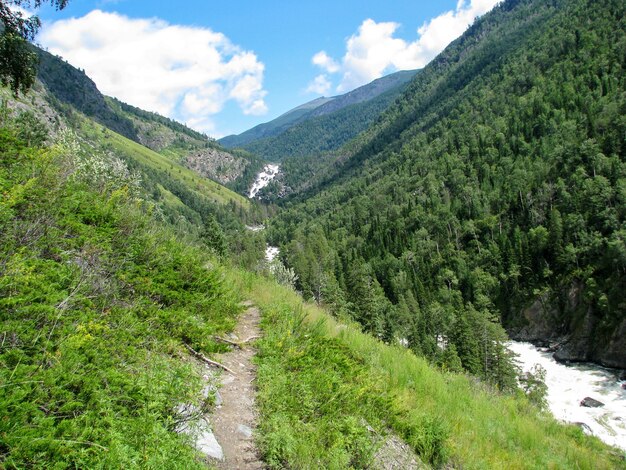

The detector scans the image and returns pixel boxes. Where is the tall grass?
[230,270,625,469]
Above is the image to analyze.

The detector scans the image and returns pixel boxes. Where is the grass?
[0,126,243,468]
[228,269,626,469]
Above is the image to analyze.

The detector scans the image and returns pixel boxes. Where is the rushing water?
[509,341,626,451]
[265,246,279,263]
[248,164,280,198]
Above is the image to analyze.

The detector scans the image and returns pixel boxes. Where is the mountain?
[219,96,333,148]
[219,69,418,161]
[308,69,418,118]
[2,102,621,467]
[35,47,262,191]
[268,0,626,371]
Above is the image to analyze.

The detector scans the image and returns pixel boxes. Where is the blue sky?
[34,0,499,137]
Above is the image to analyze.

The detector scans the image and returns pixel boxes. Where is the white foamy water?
[248,164,279,198]
[509,341,626,451]
[265,246,279,263]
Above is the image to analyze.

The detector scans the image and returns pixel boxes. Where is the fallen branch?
[184,344,236,375]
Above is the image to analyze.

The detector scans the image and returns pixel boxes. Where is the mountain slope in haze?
[269,0,626,372]
[219,96,333,148]
[219,69,418,160]
[309,69,418,117]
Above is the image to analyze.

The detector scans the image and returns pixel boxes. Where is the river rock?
[509,282,626,370]
[580,397,605,408]
[574,422,593,435]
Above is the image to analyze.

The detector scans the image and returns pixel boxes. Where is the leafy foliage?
[0,0,68,94]
[0,113,241,468]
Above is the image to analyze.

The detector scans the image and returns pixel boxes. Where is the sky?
[32,0,500,138]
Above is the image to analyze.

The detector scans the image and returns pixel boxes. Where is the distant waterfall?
[248,164,279,198]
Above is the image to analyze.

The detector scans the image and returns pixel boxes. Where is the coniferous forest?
[268,0,626,385]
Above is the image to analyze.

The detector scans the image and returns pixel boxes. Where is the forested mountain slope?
[2,108,622,468]
[269,0,626,374]
[220,69,418,162]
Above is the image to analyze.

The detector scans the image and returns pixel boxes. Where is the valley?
[0,0,624,468]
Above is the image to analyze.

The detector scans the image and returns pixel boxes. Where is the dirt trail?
[210,302,264,469]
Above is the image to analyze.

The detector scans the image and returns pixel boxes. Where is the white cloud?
[38,10,268,135]
[306,74,332,95]
[312,51,339,73]
[308,0,499,94]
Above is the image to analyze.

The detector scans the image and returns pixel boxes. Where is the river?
[248,164,279,199]
[509,341,626,451]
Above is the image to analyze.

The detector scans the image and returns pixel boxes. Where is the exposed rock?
[183,148,249,185]
[574,422,593,435]
[371,432,426,470]
[580,397,605,408]
[195,424,224,460]
[508,282,626,369]
[509,294,561,343]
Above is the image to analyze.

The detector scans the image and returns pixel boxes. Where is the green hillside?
[240,274,623,469]
[79,117,249,209]
[0,113,242,468]
[1,109,622,468]
[36,47,260,192]
[269,0,626,372]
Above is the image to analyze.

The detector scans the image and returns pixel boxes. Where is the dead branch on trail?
[184,344,236,375]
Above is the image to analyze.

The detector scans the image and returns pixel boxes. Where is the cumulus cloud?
[306,74,332,95]
[309,0,499,93]
[39,10,268,135]
[312,51,339,73]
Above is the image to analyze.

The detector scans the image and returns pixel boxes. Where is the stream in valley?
[248,166,281,262]
[509,341,626,451]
